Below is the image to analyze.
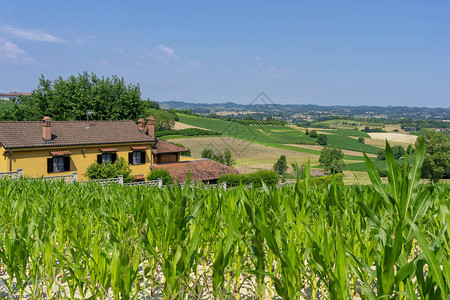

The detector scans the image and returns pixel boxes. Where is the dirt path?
[173,122,210,130]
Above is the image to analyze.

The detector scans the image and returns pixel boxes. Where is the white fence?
[1,170,163,188]
[0,169,22,179]
[1,169,290,190]
[33,172,78,183]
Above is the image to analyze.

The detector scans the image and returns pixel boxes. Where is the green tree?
[316,134,328,145]
[416,131,450,181]
[143,108,176,130]
[305,128,310,135]
[377,149,386,161]
[85,157,134,182]
[358,137,365,143]
[273,155,288,175]
[392,145,405,159]
[8,72,144,121]
[223,148,236,167]
[201,148,213,159]
[319,147,345,173]
[201,147,235,166]
[309,130,318,138]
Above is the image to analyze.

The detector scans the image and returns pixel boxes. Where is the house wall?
[0,143,154,180]
[154,153,178,164]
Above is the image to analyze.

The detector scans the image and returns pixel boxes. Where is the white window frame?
[102,153,113,164]
[132,151,143,165]
[53,156,65,173]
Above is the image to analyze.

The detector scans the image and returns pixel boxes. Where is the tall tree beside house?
[143,107,176,130]
[5,72,144,121]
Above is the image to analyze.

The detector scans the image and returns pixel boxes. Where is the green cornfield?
[0,142,448,299]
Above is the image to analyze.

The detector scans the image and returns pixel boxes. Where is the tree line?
[0,72,177,130]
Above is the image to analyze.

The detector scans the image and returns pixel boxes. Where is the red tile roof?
[100,147,118,152]
[0,92,31,96]
[134,175,145,181]
[131,146,147,150]
[0,120,155,149]
[152,159,238,183]
[152,140,187,154]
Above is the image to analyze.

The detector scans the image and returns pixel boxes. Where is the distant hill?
[158,100,449,121]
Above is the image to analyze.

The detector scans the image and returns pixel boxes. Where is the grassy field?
[168,136,321,174]
[345,159,387,171]
[178,114,381,155]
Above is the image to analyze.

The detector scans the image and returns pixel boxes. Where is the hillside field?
[177,114,381,155]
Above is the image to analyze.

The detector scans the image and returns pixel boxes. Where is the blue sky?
[0,1,448,107]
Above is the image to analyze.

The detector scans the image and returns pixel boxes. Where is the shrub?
[310,173,344,188]
[85,157,134,182]
[316,134,327,145]
[202,147,235,166]
[246,170,278,188]
[309,130,318,138]
[296,173,344,189]
[218,170,278,187]
[273,155,288,175]
[147,169,172,185]
[202,148,213,159]
[218,173,242,187]
[358,137,365,143]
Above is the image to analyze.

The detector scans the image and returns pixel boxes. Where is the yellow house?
[0,116,188,181]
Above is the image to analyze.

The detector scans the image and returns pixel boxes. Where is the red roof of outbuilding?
[152,159,238,183]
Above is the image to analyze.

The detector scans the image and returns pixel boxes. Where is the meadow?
[0,145,448,299]
[177,114,380,156]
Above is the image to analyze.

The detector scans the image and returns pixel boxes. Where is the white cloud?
[157,44,178,60]
[74,34,94,44]
[187,60,202,67]
[255,54,287,78]
[255,54,263,69]
[0,25,64,43]
[0,38,32,61]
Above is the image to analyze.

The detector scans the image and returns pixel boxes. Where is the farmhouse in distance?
[0,116,237,182]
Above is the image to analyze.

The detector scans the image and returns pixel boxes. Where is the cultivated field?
[0,153,448,299]
[285,144,377,158]
[367,132,417,144]
[169,136,321,174]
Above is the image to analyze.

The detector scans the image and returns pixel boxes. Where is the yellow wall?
[1,143,154,180]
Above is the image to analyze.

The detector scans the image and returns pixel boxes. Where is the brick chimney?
[146,116,155,138]
[42,116,52,141]
[137,118,145,131]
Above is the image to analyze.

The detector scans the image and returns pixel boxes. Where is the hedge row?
[218,171,344,189]
[231,119,286,126]
[218,170,278,188]
[155,128,222,137]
